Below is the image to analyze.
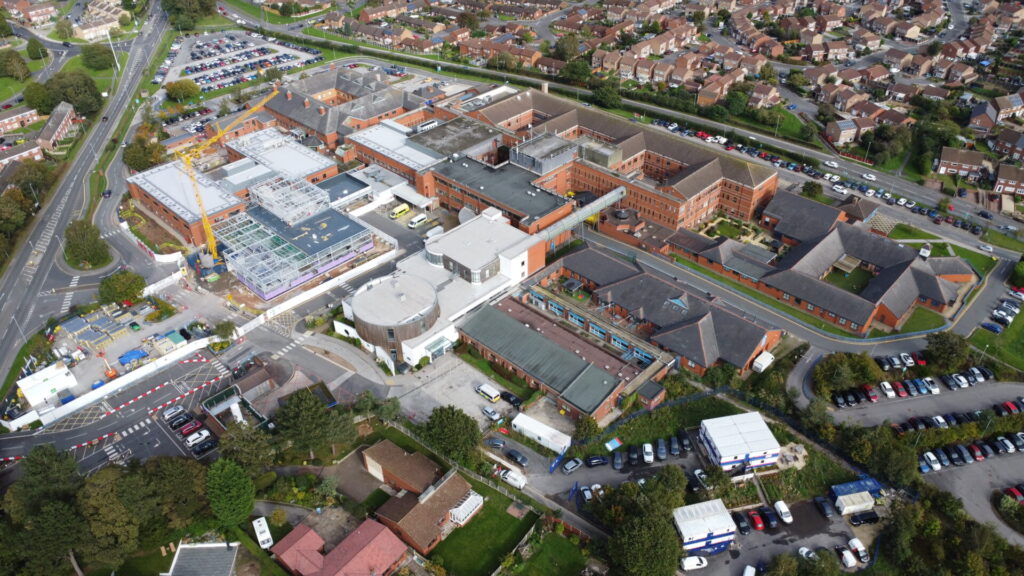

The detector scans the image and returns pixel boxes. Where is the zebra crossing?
[100,228,123,240]
[59,276,80,314]
[271,331,310,360]
[23,192,70,281]
[211,357,230,379]
[118,419,150,439]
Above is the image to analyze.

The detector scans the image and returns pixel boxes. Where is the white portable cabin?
[510,413,571,454]
[672,499,737,552]
[835,491,875,515]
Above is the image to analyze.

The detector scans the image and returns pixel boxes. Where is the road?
[0,4,169,415]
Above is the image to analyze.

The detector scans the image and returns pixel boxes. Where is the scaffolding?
[249,177,331,226]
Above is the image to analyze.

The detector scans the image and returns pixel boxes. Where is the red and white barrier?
[147,376,222,415]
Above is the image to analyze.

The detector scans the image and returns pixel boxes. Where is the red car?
[748,510,765,531]
[968,444,985,462]
[1,104,11,110]
[861,384,879,403]
[1005,486,1024,503]
[1006,401,1021,415]
[911,352,926,366]
[179,420,202,436]
[893,381,908,398]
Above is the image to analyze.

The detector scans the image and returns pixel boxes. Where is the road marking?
[147,376,223,415]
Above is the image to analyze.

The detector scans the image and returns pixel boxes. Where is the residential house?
[36,101,77,152]
[894,21,921,40]
[996,162,1024,196]
[271,519,408,576]
[993,127,1024,158]
[76,16,120,42]
[876,108,914,127]
[849,101,884,119]
[635,59,656,83]
[536,57,566,75]
[883,49,912,70]
[907,54,934,76]
[748,84,781,108]
[618,53,638,80]
[0,141,43,168]
[0,106,38,135]
[888,83,920,102]
[13,0,56,24]
[363,439,441,494]
[834,87,869,111]
[937,146,986,181]
[825,41,851,62]
[851,29,882,51]
[825,117,877,145]
[376,471,484,555]
[869,16,899,35]
[993,92,1024,121]
[359,1,410,22]
[804,63,838,86]
[860,64,891,84]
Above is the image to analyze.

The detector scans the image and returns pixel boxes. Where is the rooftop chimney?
[319,106,326,116]
[285,90,293,100]
[304,98,311,108]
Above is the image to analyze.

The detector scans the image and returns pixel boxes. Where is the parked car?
[678,429,693,452]
[586,455,609,467]
[179,420,202,436]
[879,381,895,398]
[899,352,915,368]
[850,510,880,525]
[192,439,217,457]
[628,445,640,465]
[506,449,529,467]
[748,510,765,531]
[774,501,794,524]
[485,438,505,449]
[580,485,593,503]
[923,451,941,471]
[669,435,681,456]
[612,450,624,470]
[681,556,708,571]
[848,538,870,563]
[732,511,752,535]
[562,458,583,475]
[482,407,501,421]
[814,496,836,518]
[758,505,780,529]
[500,391,523,408]
[655,438,668,461]
[835,546,857,569]
[642,443,655,464]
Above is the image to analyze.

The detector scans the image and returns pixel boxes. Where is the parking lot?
[390,353,506,425]
[832,381,1024,427]
[156,31,323,86]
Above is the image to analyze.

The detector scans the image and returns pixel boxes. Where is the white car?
[923,377,940,394]
[829,174,841,183]
[1009,290,1024,302]
[923,451,941,471]
[932,415,948,429]
[905,200,917,209]
[832,184,848,194]
[879,381,895,398]
[896,197,907,206]
[899,352,915,368]
[849,538,870,563]
[838,547,857,569]
[825,160,839,168]
[681,556,708,571]
[798,547,818,561]
[863,173,877,181]
[865,189,876,197]
[580,485,594,503]
[482,406,501,421]
[642,442,655,464]
[948,23,955,29]
[952,373,969,388]
[979,244,994,252]
[774,500,794,524]
[824,172,834,181]
[999,436,1017,453]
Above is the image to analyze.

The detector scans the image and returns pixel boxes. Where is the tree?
[927,41,942,56]
[25,38,46,60]
[702,364,737,389]
[590,85,621,108]
[559,59,592,84]
[573,415,600,444]
[376,397,401,421]
[162,0,215,29]
[213,320,236,340]
[421,405,481,465]
[0,50,29,81]
[692,10,705,30]
[219,422,275,474]
[270,507,288,526]
[704,105,728,121]
[23,81,52,112]
[263,67,284,82]
[817,102,838,124]
[45,71,103,115]
[64,220,109,267]
[142,457,209,530]
[123,137,167,172]
[724,89,748,116]
[80,44,115,71]
[925,331,970,371]
[1011,260,1024,287]
[19,501,87,576]
[165,79,201,102]
[276,388,355,458]
[608,510,681,576]
[98,270,146,304]
[2,444,83,526]
[456,11,478,30]
[119,13,132,28]
[786,71,808,92]
[206,459,255,528]
[77,467,140,567]
[487,52,517,71]
[13,159,54,195]
[759,63,778,85]
[802,181,823,198]
[0,17,11,37]
[553,34,580,62]
[55,19,74,39]
[0,194,26,235]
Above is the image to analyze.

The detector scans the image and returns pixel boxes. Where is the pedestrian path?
[270,331,310,360]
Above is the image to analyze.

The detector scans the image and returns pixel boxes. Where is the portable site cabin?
[835,491,875,515]
[510,413,571,454]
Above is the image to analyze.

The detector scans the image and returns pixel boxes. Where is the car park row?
[920,431,1024,473]
[162,405,217,458]
[836,364,994,409]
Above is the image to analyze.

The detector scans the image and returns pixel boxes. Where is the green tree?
[487,51,517,71]
[143,457,210,530]
[123,137,167,172]
[376,397,402,421]
[19,501,87,576]
[724,90,748,116]
[692,10,705,30]
[2,444,82,526]
[802,181,823,198]
[161,0,215,29]
[23,81,53,113]
[0,194,26,235]
[786,71,808,91]
[925,331,970,371]
[165,79,201,102]
[927,41,942,56]
[207,459,255,528]
[54,18,74,39]
[45,71,103,115]
[702,364,737,389]
[0,17,12,37]
[1010,260,1024,287]
[98,270,146,304]
[12,159,53,196]
[64,220,110,267]
[573,415,600,444]
[119,13,132,28]
[421,405,481,466]
[213,320,236,340]
[276,388,355,458]
[590,85,621,108]
[704,105,728,121]
[608,510,681,576]
[759,63,778,85]
[817,102,838,124]
[219,422,275,474]
[554,34,580,61]
[263,67,284,82]
[559,59,592,84]
[25,37,46,60]
[0,50,29,81]
[80,44,115,71]
[77,467,140,567]
[456,11,479,30]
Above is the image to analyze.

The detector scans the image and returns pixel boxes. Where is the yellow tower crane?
[174,86,279,264]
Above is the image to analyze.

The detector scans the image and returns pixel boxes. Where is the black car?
[979,366,996,380]
[612,450,625,470]
[758,505,780,529]
[62,41,71,47]
[178,328,192,341]
[814,496,836,518]
[500,391,522,409]
[686,472,703,493]
[585,455,609,467]
[102,189,112,198]
[168,414,193,430]
[844,390,859,406]
[978,441,996,459]
[628,445,640,466]
[851,388,868,404]
[850,510,880,526]
[980,210,993,219]
[506,449,528,467]
[971,225,983,235]
[995,403,1008,417]
[677,429,692,452]
[191,439,217,457]
[993,438,1008,455]
[947,446,964,466]
[655,438,668,461]
[732,511,752,535]
[485,438,505,449]
[832,392,847,408]
[876,356,892,371]
[669,435,681,456]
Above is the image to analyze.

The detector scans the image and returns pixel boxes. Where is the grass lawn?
[518,534,588,576]
[10,118,45,133]
[85,547,174,576]
[984,229,1024,253]
[824,267,872,294]
[969,319,1024,372]
[901,160,928,184]
[457,347,534,400]
[430,481,538,576]
[899,307,947,333]
[223,0,330,24]
[60,52,129,95]
[951,245,998,276]
[888,223,939,240]
[727,107,819,149]
[585,397,742,456]
[874,151,906,173]
[195,13,234,27]
[712,220,745,239]
[802,190,834,205]
[361,488,390,513]
[671,255,852,336]
[759,445,857,502]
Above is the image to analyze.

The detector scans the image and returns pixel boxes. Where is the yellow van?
[389,203,410,219]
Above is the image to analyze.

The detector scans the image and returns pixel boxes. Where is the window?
[782,293,790,300]
[851,323,859,330]
[807,304,815,312]
[839,318,847,325]
[386,328,395,339]
[687,360,695,368]
[827,311,836,318]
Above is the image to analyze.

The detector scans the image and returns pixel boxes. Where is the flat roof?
[407,116,500,157]
[701,412,780,456]
[215,158,275,195]
[351,274,439,327]
[127,161,243,224]
[348,123,442,172]
[227,128,337,179]
[246,204,367,257]
[425,207,530,271]
[349,164,408,192]
[433,158,567,223]
[672,499,735,537]
[317,172,371,204]
[516,133,575,159]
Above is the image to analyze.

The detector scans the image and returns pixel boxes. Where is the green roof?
[460,307,619,415]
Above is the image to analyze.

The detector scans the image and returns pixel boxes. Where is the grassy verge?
[824,267,872,294]
[983,229,1024,253]
[517,533,588,576]
[726,107,820,149]
[430,480,538,576]
[759,445,857,502]
[670,254,853,336]
[888,223,939,240]
[223,0,330,24]
[60,52,130,95]
[0,333,46,409]
[969,320,1024,372]
[457,347,534,401]
[951,245,998,276]
[899,307,947,333]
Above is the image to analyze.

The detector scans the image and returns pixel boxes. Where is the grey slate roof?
[163,543,238,576]
[763,192,842,243]
[594,269,707,329]
[652,307,771,369]
[560,247,640,286]
[928,256,974,276]
[459,306,619,415]
[38,101,73,143]
[665,228,722,254]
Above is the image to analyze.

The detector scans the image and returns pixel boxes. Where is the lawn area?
[195,13,235,27]
[518,534,588,576]
[824,267,872,294]
[874,151,906,173]
[85,547,173,576]
[759,444,857,502]
[888,223,939,240]
[430,481,538,576]
[899,307,947,333]
[969,320,1024,372]
[457,346,534,400]
[712,220,745,239]
[984,229,1024,253]
[583,397,742,457]
[951,245,998,276]
[726,107,819,148]
[10,118,45,133]
[223,0,331,24]
[801,190,834,205]
[670,255,852,336]
[60,52,129,95]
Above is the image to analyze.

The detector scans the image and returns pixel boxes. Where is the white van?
[500,469,526,489]
[774,500,793,524]
[475,383,500,403]
[185,429,211,447]
[408,214,428,228]
[743,566,756,576]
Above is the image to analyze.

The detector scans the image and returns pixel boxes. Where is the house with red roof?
[271,519,409,576]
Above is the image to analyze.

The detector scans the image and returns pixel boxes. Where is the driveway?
[391,354,508,425]
[832,381,1024,427]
